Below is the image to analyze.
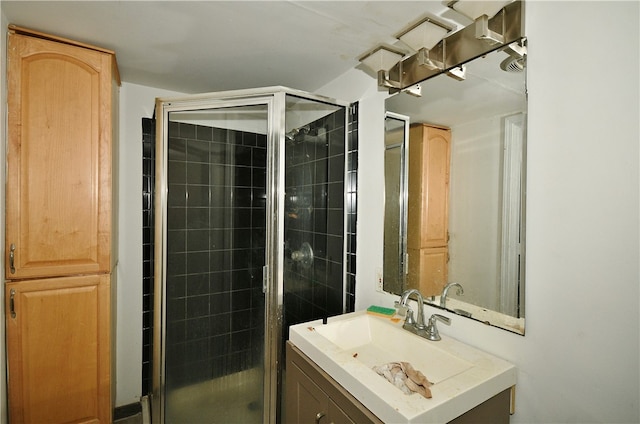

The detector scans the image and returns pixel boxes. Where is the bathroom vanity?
[286,311,516,423]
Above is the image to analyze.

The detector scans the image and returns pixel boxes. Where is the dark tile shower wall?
[283,105,357,332]
[142,118,155,395]
[164,121,267,389]
[346,103,358,312]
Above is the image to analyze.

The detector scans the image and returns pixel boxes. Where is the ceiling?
[1,1,476,94]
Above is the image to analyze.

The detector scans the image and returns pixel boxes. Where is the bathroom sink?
[313,313,473,384]
[289,311,516,423]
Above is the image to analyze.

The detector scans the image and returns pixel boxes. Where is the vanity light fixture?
[358,44,406,89]
[357,0,524,92]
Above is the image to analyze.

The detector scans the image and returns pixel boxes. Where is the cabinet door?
[6,32,114,280]
[5,275,111,423]
[286,361,329,423]
[408,124,451,249]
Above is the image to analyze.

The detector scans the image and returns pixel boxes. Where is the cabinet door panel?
[6,32,113,279]
[408,124,451,249]
[5,275,111,423]
[286,361,329,424]
[407,247,448,297]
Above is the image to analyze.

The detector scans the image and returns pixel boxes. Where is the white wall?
[319,1,639,422]
[116,82,184,406]
[449,118,503,311]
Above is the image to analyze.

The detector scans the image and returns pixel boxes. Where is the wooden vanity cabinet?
[407,123,451,296]
[286,341,512,424]
[5,25,119,423]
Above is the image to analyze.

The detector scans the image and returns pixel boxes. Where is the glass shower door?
[282,95,347,334]
[161,103,269,423]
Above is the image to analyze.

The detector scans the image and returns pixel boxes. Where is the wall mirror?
[384,44,527,334]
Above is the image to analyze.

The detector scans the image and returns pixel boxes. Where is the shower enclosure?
[152,87,350,423]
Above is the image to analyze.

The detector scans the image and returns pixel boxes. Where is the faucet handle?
[430,314,450,325]
[394,300,409,317]
[425,314,451,341]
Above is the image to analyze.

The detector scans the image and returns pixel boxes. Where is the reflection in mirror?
[383,113,409,294]
[384,44,527,334]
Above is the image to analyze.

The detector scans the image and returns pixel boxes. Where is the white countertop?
[289,310,517,423]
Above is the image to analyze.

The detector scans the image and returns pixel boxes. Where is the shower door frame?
[152,87,350,423]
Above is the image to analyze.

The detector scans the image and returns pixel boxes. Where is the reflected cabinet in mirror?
[384,44,527,335]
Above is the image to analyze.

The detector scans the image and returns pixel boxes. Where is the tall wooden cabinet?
[5,25,119,423]
[407,124,451,297]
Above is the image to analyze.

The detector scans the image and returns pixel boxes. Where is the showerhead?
[285,125,330,145]
[285,125,311,144]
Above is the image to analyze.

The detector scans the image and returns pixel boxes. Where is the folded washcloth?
[372,361,433,398]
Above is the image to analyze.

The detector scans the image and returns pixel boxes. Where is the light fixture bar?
[416,47,444,71]
[357,0,523,92]
[387,0,524,91]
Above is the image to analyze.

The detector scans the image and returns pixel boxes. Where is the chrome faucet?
[398,289,427,333]
[440,282,464,308]
[398,289,452,341]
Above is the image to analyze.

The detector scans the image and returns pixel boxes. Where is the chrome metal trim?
[265,90,284,424]
[155,86,350,112]
[151,101,166,424]
[384,112,410,286]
